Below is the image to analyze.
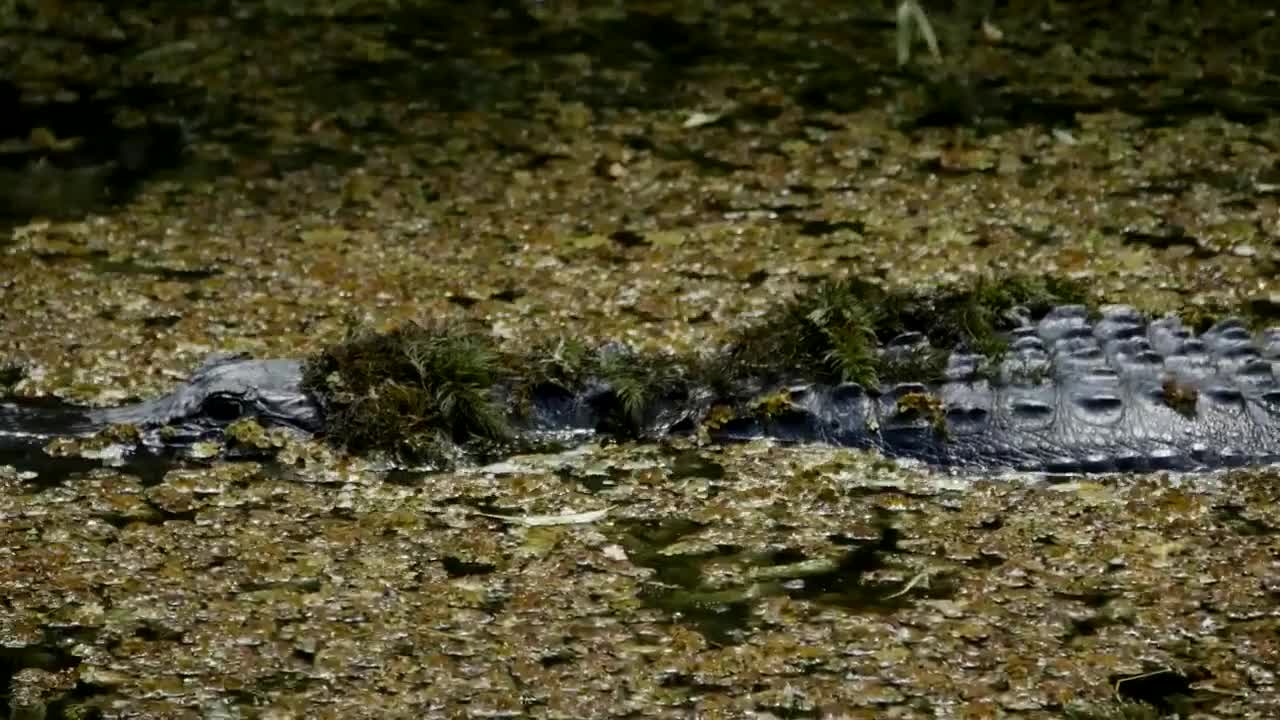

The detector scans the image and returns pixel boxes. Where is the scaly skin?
[3,307,1279,473]
[0,354,319,451]
[701,306,1280,472]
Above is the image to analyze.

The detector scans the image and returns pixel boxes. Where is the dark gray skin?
[700,306,1280,473]
[3,307,1280,473]
[517,306,1280,473]
[0,354,322,452]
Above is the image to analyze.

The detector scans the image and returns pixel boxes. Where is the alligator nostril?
[202,394,245,423]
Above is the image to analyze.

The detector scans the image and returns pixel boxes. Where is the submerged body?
[3,307,1280,473]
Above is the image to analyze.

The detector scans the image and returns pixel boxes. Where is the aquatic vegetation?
[751,390,795,419]
[894,391,947,437]
[1159,378,1198,419]
[302,322,515,463]
[719,277,894,387]
[595,347,687,434]
[519,335,593,391]
[223,417,284,450]
[725,273,1088,387]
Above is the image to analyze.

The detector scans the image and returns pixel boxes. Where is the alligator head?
[0,354,323,452]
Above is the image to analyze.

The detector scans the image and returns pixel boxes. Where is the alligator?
[3,303,1280,474]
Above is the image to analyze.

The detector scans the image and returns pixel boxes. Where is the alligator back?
[692,305,1280,473]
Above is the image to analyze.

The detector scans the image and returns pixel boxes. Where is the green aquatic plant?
[894,391,947,437]
[721,277,886,387]
[521,335,594,390]
[595,346,701,437]
[510,335,698,436]
[929,274,1089,356]
[598,350,655,428]
[723,273,1088,388]
[302,322,513,463]
[807,281,883,386]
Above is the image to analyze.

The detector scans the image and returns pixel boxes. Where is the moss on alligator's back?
[302,273,1091,465]
[722,273,1089,386]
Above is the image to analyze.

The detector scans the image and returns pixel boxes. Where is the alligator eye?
[202,394,245,423]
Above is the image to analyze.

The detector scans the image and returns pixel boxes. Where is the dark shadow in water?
[0,397,269,488]
[0,439,190,489]
[0,79,188,227]
[611,513,919,645]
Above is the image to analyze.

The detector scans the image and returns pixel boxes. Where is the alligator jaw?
[85,357,323,446]
[0,401,100,447]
